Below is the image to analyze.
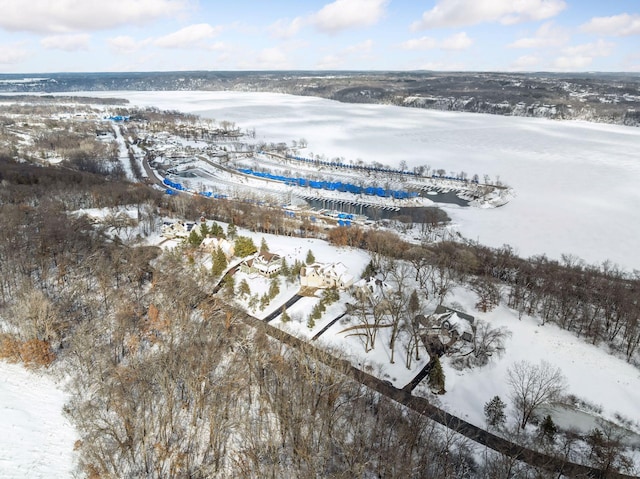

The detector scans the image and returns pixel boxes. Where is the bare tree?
[586,421,635,476]
[382,258,412,364]
[470,275,501,312]
[471,321,510,367]
[507,360,567,429]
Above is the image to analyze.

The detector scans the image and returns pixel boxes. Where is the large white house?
[300,262,354,290]
[161,221,196,239]
[240,252,283,277]
[200,237,235,259]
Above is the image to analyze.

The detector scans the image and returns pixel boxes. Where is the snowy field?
[86,90,640,272]
[186,224,640,447]
[0,363,76,478]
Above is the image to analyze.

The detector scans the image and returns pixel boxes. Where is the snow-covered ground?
[111,122,136,181]
[82,90,640,272]
[12,90,636,467]
[426,286,640,438]
[0,363,77,478]
[195,225,640,449]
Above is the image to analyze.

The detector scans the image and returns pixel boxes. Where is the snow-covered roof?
[200,237,234,255]
[352,276,391,298]
[304,262,353,285]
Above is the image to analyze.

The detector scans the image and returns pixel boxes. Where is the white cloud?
[581,13,640,37]
[0,0,188,33]
[552,56,593,70]
[40,34,90,52]
[440,32,473,50]
[269,0,387,39]
[316,54,344,69]
[508,22,569,49]
[552,40,615,71]
[107,36,151,55]
[399,36,438,50]
[314,39,376,69]
[344,39,373,55]
[251,47,291,69]
[411,0,566,30]
[562,39,614,58]
[0,42,29,64]
[154,23,222,49]
[268,17,304,39]
[510,54,541,70]
[312,0,388,33]
[208,41,228,52]
[399,32,472,51]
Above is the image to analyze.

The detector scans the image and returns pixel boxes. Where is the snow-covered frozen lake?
[97,91,640,271]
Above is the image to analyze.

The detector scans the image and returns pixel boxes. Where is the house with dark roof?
[434,305,475,343]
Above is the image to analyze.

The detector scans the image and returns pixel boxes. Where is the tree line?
[324,225,640,366]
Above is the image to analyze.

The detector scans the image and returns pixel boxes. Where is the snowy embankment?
[0,362,76,478]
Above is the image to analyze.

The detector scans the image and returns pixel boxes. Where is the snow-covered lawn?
[0,363,76,478]
[422,286,640,440]
[229,229,370,320]
[221,227,640,446]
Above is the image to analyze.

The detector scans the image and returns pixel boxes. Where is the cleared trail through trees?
[226,302,638,479]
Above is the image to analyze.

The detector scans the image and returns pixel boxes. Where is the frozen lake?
[98,91,640,271]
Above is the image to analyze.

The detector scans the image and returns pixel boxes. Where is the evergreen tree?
[307,315,316,329]
[310,301,325,320]
[291,259,304,277]
[268,278,280,299]
[238,279,251,298]
[210,222,226,238]
[187,229,202,247]
[280,257,291,278]
[306,249,315,265]
[539,414,557,443]
[222,274,234,297]
[428,357,446,394]
[362,260,377,278]
[259,293,270,310]
[248,294,258,311]
[280,306,290,323]
[484,395,507,429]
[211,246,228,277]
[199,222,210,238]
[234,236,257,257]
[260,237,269,253]
[322,287,340,305]
[227,222,237,239]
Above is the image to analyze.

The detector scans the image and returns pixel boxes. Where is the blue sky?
[0,0,638,73]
